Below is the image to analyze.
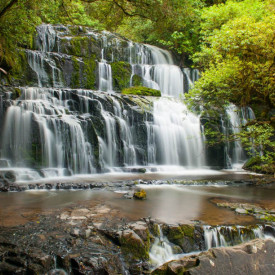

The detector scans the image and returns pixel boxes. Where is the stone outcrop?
[152,238,275,275]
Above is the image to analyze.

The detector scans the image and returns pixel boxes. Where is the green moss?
[167,226,184,241]
[69,36,90,57]
[120,231,150,261]
[122,86,161,97]
[71,57,80,88]
[12,88,21,99]
[111,61,132,91]
[133,189,147,200]
[83,55,96,89]
[10,50,28,79]
[132,74,143,86]
[180,225,195,238]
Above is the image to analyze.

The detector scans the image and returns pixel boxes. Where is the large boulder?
[152,238,275,275]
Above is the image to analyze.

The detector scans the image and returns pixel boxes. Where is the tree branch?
[0,0,18,19]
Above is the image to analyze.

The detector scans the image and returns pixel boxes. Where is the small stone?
[235,208,247,214]
[85,229,91,238]
[71,228,80,237]
[60,213,69,220]
[209,259,215,267]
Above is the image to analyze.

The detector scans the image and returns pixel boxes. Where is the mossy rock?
[12,88,21,99]
[132,74,143,86]
[164,224,196,252]
[180,225,195,238]
[83,55,96,89]
[71,57,81,88]
[242,156,274,174]
[243,156,261,171]
[133,189,147,200]
[68,36,90,57]
[119,229,150,261]
[122,86,161,97]
[111,61,132,91]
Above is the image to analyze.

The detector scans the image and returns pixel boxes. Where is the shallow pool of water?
[1,182,275,226]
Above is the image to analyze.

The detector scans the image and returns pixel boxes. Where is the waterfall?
[203,225,274,250]
[149,98,205,167]
[149,225,174,267]
[127,44,204,167]
[0,24,252,180]
[149,224,275,269]
[1,88,95,176]
[225,104,256,168]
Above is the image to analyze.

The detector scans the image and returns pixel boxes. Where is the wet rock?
[264,225,275,237]
[153,239,275,275]
[45,183,53,190]
[119,229,150,261]
[3,171,16,183]
[123,191,134,199]
[235,208,247,214]
[130,221,149,242]
[162,224,198,253]
[133,188,147,200]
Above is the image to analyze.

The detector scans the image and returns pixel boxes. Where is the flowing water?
[0,25,253,181]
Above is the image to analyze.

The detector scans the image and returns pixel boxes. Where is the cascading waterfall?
[149,98,204,166]
[149,225,174,267]
[0,24,252,180]
[127,43,204,167]
[203,225,274,250]
[1,88,95,176]
[225,104,256,168]
[149,224,275,268]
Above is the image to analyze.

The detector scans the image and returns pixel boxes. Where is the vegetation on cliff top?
[122,86,161,97]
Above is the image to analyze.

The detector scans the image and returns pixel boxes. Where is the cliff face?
[0,24,250,181]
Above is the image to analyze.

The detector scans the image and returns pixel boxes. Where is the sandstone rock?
[235,208,247,214]
[153,239,275,275]
[130,221,149,242]
[71,208,90,217]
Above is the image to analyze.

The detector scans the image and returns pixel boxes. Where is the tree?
[187,0,275,173]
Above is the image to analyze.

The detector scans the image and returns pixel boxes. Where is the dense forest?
[0,0,274,173]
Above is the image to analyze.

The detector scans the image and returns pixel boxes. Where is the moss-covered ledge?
[122,86,161,97]
[111,61,132,91]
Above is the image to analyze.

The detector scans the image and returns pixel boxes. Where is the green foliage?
[200,0,270,37]
[191,0,275,109]
[0,0,101,71]
[117,0,203,60]
[122,86,161,97]
[239,123,275,173]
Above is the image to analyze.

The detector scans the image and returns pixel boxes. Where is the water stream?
[0,25,213,181]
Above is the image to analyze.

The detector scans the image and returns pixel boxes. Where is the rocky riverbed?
[1,178,275,274]
[0,201,275,274]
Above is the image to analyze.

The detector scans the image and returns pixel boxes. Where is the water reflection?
[1,184,275,226]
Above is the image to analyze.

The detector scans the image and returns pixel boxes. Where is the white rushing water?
[1,87,95,175]
[149,224,275,269]
[149,225,174,267]
[0,25,252,180]
[225,104,256,169]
